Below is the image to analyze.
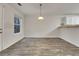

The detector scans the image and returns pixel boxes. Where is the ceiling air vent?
[17,3,22,6]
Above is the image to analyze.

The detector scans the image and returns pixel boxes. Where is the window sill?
[59,25,79,28]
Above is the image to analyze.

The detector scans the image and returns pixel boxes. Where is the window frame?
[14,15,21,33]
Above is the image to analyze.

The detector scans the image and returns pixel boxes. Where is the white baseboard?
[25,36,60,39]
[25,36,79,47]
[60,37,79,47]
[1,37,25,52]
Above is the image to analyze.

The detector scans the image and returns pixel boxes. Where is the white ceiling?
[10,3,79,16]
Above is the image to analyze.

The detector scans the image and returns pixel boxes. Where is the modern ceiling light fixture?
[17,3,22,6]
[38,4,44,20]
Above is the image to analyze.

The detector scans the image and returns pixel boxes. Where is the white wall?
[58,16,79,47]
[60,27,79,47]
[0,4,3,51]
[24,15,61,38]
[0,34,2,51]
[2,4,24,50]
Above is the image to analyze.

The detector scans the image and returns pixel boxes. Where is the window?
[14,16,20,33]
[61,16,79,25]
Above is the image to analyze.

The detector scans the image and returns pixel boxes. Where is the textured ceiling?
[10,3,79,16]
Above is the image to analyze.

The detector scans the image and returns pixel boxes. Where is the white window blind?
[62,16,79,25]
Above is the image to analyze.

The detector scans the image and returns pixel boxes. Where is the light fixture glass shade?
[38,16,44,20]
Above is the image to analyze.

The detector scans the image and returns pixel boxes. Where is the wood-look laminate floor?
[0,38,79,56]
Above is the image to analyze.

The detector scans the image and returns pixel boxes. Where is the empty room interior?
[1,3,79,56]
